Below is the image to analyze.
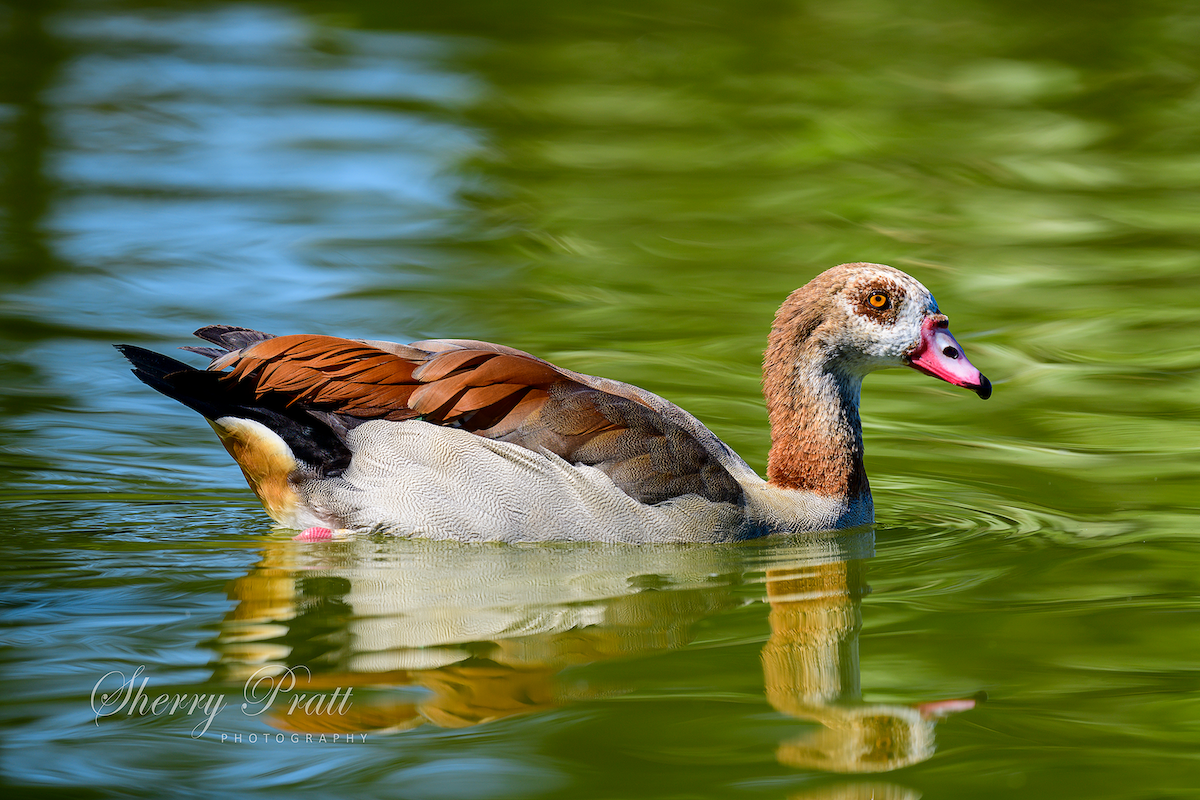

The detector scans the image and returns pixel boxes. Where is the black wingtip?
[192,325,276,351]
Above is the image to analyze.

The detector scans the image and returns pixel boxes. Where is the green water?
[2,0,1199,797]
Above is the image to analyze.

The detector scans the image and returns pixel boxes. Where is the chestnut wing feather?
[204,331,744,506]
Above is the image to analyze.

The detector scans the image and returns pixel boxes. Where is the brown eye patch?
[853,279,905,323]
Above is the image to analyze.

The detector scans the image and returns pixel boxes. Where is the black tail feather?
[116,343,193,380]
[115,344,212,413]
[115,344,350,476]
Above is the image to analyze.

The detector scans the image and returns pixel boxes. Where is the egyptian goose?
[117,263,989,543]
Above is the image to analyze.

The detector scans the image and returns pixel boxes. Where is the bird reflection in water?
[762,559,975,774]
[214,531,975,779]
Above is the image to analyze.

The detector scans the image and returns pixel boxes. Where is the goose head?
[763,262,990,500]
[814,262,991,399]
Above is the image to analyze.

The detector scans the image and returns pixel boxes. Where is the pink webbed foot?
[294,526,334,541]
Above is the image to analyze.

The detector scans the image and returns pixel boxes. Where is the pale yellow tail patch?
[208,417,301,524]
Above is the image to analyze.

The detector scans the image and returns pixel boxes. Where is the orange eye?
[868,292,889,309]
